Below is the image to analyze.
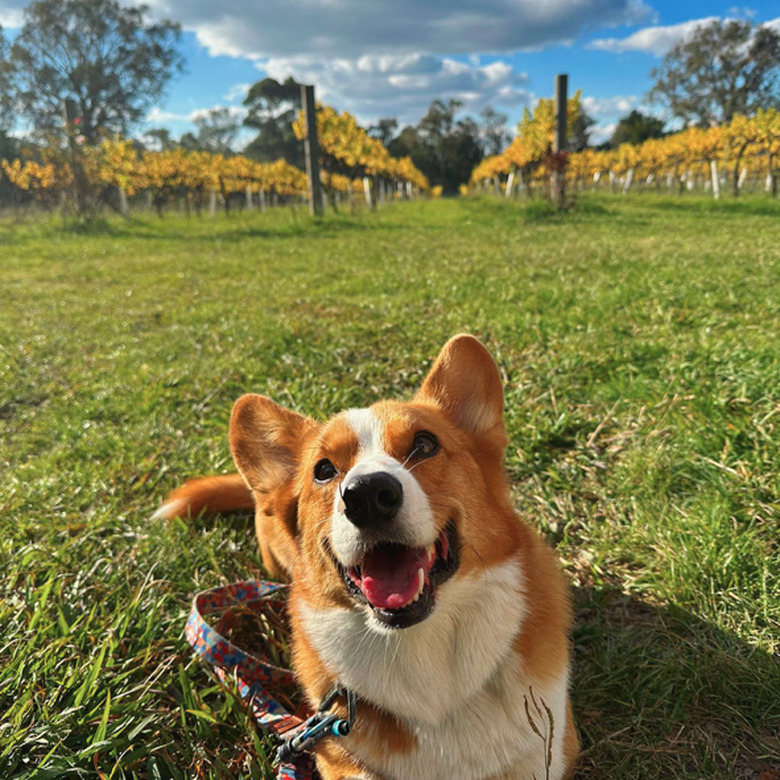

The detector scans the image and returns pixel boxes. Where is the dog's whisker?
[400,448,420,470]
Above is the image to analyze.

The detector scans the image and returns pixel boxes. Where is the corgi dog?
[158,335,579,779]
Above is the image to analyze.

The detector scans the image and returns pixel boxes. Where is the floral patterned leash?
[185,579,356,779]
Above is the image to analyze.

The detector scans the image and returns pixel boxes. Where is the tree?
[242,77,304,168]
[143,127,176,152]
[479,107,511,157]
[610,110,665,147]
[0,26,15,130]
[187,108,242,155]
[0,128,21,206]
[648,20,780,127]
[8,0,183,144]
[368,118,398,147]
[389,100,484,194]
[569,107,597,152]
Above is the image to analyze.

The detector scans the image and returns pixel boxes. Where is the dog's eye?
[314,458,338,483]
[411,431,439,459]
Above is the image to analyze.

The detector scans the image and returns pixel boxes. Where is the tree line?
[0,0,778,207]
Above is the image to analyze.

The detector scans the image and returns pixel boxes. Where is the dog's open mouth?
[335,520,459,629]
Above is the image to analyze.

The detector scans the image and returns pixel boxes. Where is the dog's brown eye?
[314,458,338,483]
[411,431,439,459]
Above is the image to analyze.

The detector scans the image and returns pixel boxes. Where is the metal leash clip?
[276,685,357,763]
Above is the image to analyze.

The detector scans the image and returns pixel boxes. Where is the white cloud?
[582,95,640,117]
[187,105,247,122]
[223,82,251,103]
[0,3,25,28]
[144,0,654,59]
[589,14,780,57]
[589,123,617,145]
[261,53,531,126]
[132,0,653,129]
[589,16,721,56]
[726,6,756,19]
[145,107,190,124]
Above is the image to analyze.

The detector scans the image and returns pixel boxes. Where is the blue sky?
[1,0,778,146]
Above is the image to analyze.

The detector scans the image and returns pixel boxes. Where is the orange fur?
[160,335,579,779]
[159,474,254,518]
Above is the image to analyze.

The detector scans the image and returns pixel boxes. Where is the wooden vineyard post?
[551,74,568,209]
[505,172,514,197]
[301,84,323,216]
[118,187,129,217]
[710,160,721,200]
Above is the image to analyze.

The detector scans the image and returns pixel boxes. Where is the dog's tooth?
[417,567,425,594]
[427,544,436,565]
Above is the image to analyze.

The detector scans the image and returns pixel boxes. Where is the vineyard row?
[1,103,433,215]
[471,107,780,198]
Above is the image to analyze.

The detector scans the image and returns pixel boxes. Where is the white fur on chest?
[299,558,570,779]
[378,661,570,780]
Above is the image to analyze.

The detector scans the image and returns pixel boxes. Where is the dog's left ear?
[415,334,507,448]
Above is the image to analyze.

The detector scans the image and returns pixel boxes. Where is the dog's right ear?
[229,394,317,495]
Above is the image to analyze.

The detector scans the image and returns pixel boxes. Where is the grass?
[1,193,779,779]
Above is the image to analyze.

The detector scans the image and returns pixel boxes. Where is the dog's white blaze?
[343,407,385,457]
[329,407,437,567]
[300,557,571,779]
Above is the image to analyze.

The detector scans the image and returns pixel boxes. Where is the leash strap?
[185,579,317,779]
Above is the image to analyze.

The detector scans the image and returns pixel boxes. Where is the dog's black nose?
[342,472,403,528]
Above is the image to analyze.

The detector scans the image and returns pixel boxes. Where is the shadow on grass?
[572,585,780,779]
[49,211,380,244]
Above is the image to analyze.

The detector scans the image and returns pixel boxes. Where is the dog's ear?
[230,394,316,494]
[230,394,319,578]
[415,335,506,446]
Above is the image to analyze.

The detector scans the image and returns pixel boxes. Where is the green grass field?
[1,193,779,779]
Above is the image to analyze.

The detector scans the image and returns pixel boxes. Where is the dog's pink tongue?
[361,545,431,609]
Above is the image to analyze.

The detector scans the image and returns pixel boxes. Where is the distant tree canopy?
[242,77,304,168]
[7,0,183,144]
[143,128,176,152]
[368,118,399,147]
[388,100,489,194]
[179,108,242,155]
[569,107,596,152]
[479,107,512,157]
[0,26,14,130]
[0,128,21,201]
[610,110,666,147]
[648,19,780,127]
